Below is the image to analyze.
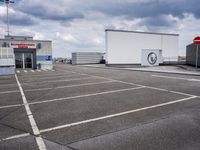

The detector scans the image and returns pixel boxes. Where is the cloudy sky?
[0,0,200,57]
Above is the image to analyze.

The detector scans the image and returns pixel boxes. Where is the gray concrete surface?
[0,64,200,150]
[80,64,200,76]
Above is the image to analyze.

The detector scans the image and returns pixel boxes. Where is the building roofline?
[105,29,179,36]
[0,38,52,42]
[4,35,33,38]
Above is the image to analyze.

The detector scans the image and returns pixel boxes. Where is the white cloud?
[0,0,199,58]
[176,14,200,55]
[33,32,45,40]
[62,34,77,43]
[56,32,60,38]
[93,38,103,45]
[0,6,6,15]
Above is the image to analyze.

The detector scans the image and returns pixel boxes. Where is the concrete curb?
[77,65,200,76]
[119,68,200,76]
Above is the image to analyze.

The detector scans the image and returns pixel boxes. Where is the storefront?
[0,35,53,71]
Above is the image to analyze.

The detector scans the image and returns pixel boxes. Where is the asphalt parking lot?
[0,64,200,150]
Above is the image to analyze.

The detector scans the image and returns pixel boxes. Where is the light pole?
[0,0,14,36]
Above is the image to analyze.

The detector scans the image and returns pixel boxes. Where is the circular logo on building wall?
[147,52,157,65]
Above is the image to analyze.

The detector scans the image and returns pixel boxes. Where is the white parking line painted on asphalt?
[1,95,198,142]
[57,68,164,88]
[15,74,47,150]
[29,86,145,105]
[152,74,200,82]
[188,78,200,82]
[112,77,196,97]
[0,90,20,94]
[22,77,94,84]
[58,68,197,98]
[0,104,23,109]
[0,83,18,87]
[145,87,169,92]
[0,86,144,109]
[0,94,198,142]
[24,72,76,78]
[0,74,86,86]
[1,71,198,110]
[26,74,86,81]
[40,96,198,133]
[21,76,93,85]
[25,80,115,92]
[0,133,30,142]
[169,91,196,97]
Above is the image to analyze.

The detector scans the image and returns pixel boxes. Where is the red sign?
[10,43,36,48]
[193,36,200,45]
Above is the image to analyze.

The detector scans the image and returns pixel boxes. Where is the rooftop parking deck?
[0,64,200,150]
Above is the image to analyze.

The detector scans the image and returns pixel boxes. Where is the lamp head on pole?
[0,0,14,4]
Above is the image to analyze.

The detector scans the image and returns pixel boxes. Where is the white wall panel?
[162,35,179,61]
[106,30,179,64]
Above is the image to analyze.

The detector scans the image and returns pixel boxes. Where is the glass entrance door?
[15,53,23,68]
[15,53,33,69]
[24,53,33,68]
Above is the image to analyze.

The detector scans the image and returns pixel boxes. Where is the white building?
[0,35,53,75]
[105,29,179,66]
[71,52,104,65]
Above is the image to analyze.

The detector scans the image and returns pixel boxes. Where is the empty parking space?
[0,77,19,93]
[69,103,200,150]
[0,107,32,138]
[0,135,38,150]
[149,74,200,96]
[0,64,200,150]
[30,88,188,130]
[22,77,110,91]
[25,81,137,103]
[0,76,17,85]
[18,72,84,83]
[0,92,22,107]
[43,97,200,146]
[0,85,19,94]
[56,65,200,96]
[0,76,22,108]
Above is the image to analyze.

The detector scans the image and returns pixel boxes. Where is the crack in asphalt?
[41,136,79,150]
[0,122,30,139]
[0,107,22,121]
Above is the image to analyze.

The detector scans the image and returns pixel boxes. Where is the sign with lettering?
[10,43,36,49]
